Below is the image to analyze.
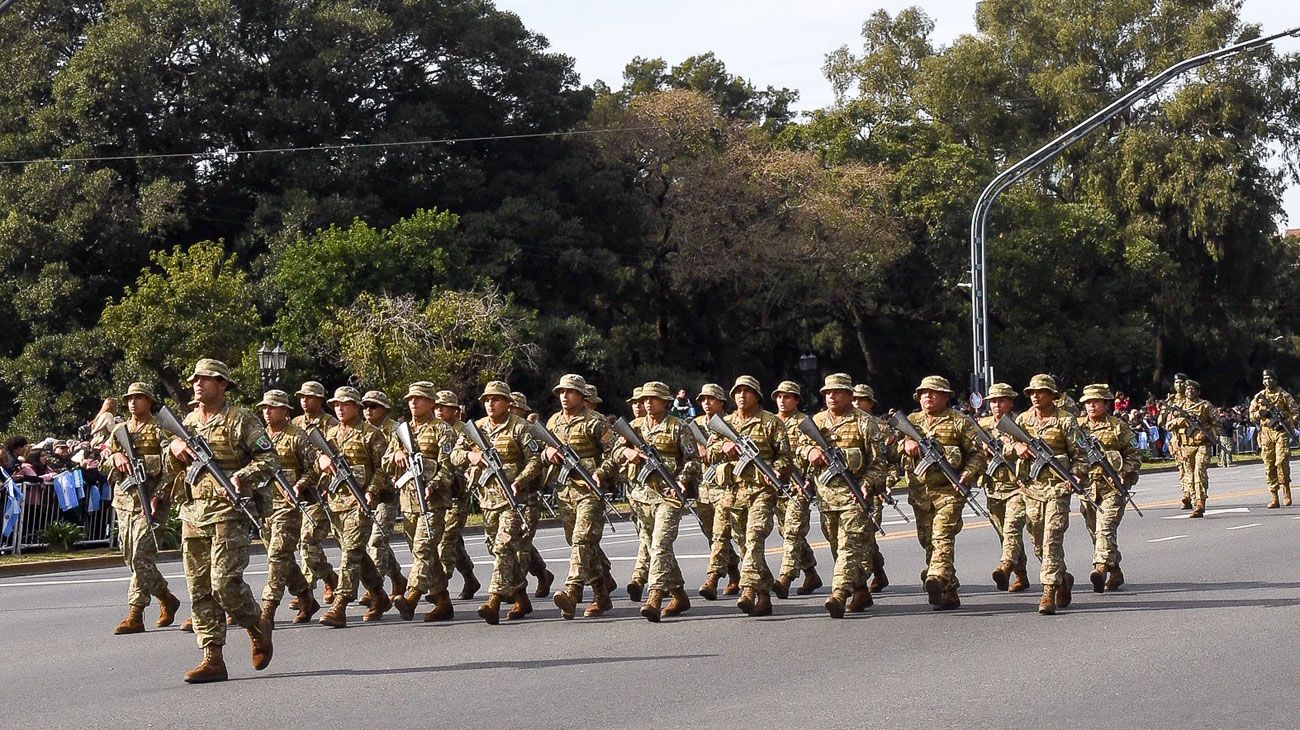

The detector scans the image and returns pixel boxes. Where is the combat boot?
[507,589,532,620]
[259,599,278,625]
[773,575,793,600]
[1009,566,1030,593]
[626,581,644,603]
[662,588,691,617]
[393,589,424,621]
[363,589,392,622]
[1284,486,1294,507]
[183,645,228,684]
[157,592,181,627]
[1038,586,1057,615]
[1105,567,1125,591]
[1190,501,1205,518]
[723,564,741,595]
[1181,496,1193,510]
[824,589,848,619]
[553,583,583,621]
[245,616,274,671]
[424,592,454,622]
[924,576,945,606]
[293,591,320,624]
[1056,572,1074,608]
[933,588,961,612]
[751,590,773,617]
[359,590,373,608]
[1267,493,1280,509]
[113,605,146,635]
[322,573,338,604]
[458,572,481,600]
[390,569,408,600]
[1090,564,1107,594]
[797,568,823,595]
[477,594,502,625]
[847,586,873,612]
[992,561,1013,591]
[288,596,302,611]
[533,568,555,599]
[639,589,664,623]
[698,573,720,601]
[318,598,349,628]
[180,617,194,633]
[868,550,889,592]
[737,587,756,615]
[584,579,610,618]
[604,574,618,594]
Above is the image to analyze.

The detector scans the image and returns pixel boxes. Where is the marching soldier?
[1076,384,1141,592]
[433,390,481,599]
[771,381,821,598]
[796,374,888,617]
[625,386,652,602]
[106,383,182,635]
[511,392,541,423]
[1249,370,1298,509]
[545,374,620,620]
[1166,380,1219,518]
[620,381,700,621]
[387,382,457,622]
[709,376,793,617]
[166,359,277,683]
[1161,374,1192,509]
[361,390,406,604]
[694,384,741,600]
[451,381,543,624]
[852,383,892,592]
[292,381,339,606]
[257,390,321,625]
[315,387,392,627]
[980,383,1030,593]
[1009,374,1084,615]
[897,376,985,611]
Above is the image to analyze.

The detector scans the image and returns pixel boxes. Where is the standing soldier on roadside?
[1009,374,1085,616]
[1250,370,1298,509]
[694,384,741,600]
[897,376,985,611]
[545,374,620,620]
[1076,384,1141,592]
[796,374,888,618]
[621,381,701,621]
[387,382,457,622]
[315,387,392,627]
[361,390,406,605]
[709,376,792,617]
[107,383,183,635]
[433,390,481,599]
[1161,374,1191,509]
[292,382,339,606]
[1166,380,1219,518]
[852,383,892,592]
[771,381,821,599]
[980,383,1030,593]
[167,359,277,683]
[451,381,543,624]
[257,390,321,625]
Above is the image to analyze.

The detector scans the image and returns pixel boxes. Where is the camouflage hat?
[257,389,294,409]
[510,392,532,412]
[771,380,802,399]
[697,383,726,402]
[626,386,644,404]
[986,382,1018,400]
[404,382,437,402]
[913,375,954,399]
[295,381,327,399]
[820,373,854,393]
[434,389,460,408]
[852,384,876,400]
[641,381,673,401]
[1023,374,1059,395]
[1184,379,1201,391]
[480,381,512,401]
[121,382,157,403]
[1078,383,1113,403]
[361,390,392,410]
[552,373,588,394]
[327,386,363,406]
[584,384,603,405]
[1173,372,1188,382]
[730,375,762,397]
[187,358,237,389]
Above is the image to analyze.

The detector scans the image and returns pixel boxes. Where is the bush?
[41,521,86,551]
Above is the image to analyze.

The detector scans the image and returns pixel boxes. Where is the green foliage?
[40,521,86,552]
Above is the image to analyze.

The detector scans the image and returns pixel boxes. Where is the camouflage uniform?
[436,415,477,591]
[362,403,402,592]
[259,418,316,606]
[321,413,390,609]
[384,412,455,602]
[1159,378,1189,503]
[1166,386,1218,510]
[290,408,338,591]
[773,389,817,591]
[978,408,1028,580]
[623,405,700,604]
[693,406,740,593]
[1249,376,1297,507]
[107,414,174,610]
[1077,406,1141,574]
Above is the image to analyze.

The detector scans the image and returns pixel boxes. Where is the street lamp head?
[271,344,287,371]
[256,342,272,371]
[798,353,817,375]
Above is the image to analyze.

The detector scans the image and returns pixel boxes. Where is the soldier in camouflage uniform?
[433,390,481,599]
[980,383,1030,593]
[387,382,458,622]
[1160,373,1191,509]
[106,383,182,635]
[853,384,895,592]
[1167,380,1219,518]
[167,359,277,683]
[623,386,654,603]
[292,381,339,606]
[1076,384,1141,593]
[796,374,888,618]
[620,381,701,621]
[257,390,321,625]
[694,383,741,600]
[451,381,543,625]
[361,390,406,605]
[1007,374,1085,615]
[897,376,985,611]
[1249,370,1298,509]
[315,387,392,627]
[708,376,793,617]
[771,381,821,598]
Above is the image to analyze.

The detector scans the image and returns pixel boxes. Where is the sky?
[495,0,1300,231]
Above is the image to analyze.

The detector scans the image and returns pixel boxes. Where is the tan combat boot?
[924,576,945,607]
[1009,566,1030,593]
[424,592,454,622]
[393,589,424,621]
[1190,501,1205,518]
[533,568,555,599]
[1267,492,1280,509]
[797,568,823,595]
[773,575,793,600]
[626,581,644,603]
[507,588,532,620]
[363,588,391,622]
[639,589,664,623]
[183,645,228,684]
[736,587,756,615]
[1181,496,1193,510]
[553,583,583,621]
[318,597,349,628]
[992,561,1014,592]
[868,550,889,593]
[322,573,338,604]
[157,592,181,627]
[358,590,373,608]
[1038,586,1057,615]
[847,586,873,612]
[390,569,408,600]
[180,617,194,633]
[246,616,274,671]
[1284,486,1294,507]
[723,564,741,596]
[933,587,961,612]
[293,591,320,624]
[1105,566,1125,591]
[1056,572,1074,608]
[458,572,481,600]
[288,596,301,611]
[259,599,278,626]
[662,588,691,617]
[698,573,720,601]
[477,593,502,625]
[751,590,773,617]
[113,605,146,635]
[824,589,848,619]
[584,579,610,617]
[1090,564,1107,594]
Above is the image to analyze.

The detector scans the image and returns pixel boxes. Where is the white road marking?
[1148,535,1189,543]
[1164,507,1249,519]
[1226,523,1261,531]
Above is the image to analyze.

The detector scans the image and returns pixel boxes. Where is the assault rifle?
[995,415,1099,510]
[393,421,435,531]
[795,416,885,534]
[1157,400,1210,441]
[272,469,318,530]
[1074,431,1144,517]
[461,419,530,532]
[963,414,1030,490]
[707,414,812,504]
[304,426,377,521]
[113,426,159,543]
[889,413,998,533]
[156,406,261,529]
[611,418,701,532]
[1253,394,1291,432]
[526,420,624,532]
[684,420,719,484]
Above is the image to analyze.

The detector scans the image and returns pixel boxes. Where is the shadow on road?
[235,653,717,681]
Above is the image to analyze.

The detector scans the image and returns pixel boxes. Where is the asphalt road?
[2,460,1298,729]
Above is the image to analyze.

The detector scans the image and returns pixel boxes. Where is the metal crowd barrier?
[1,469,117,556]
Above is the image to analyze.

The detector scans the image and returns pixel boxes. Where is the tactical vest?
[902,409,967,490]
[1015,409,1075,496]
[726,411,780,485]
[185,406,248,501]
[629,415,685,501]
[325,422,377,511]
